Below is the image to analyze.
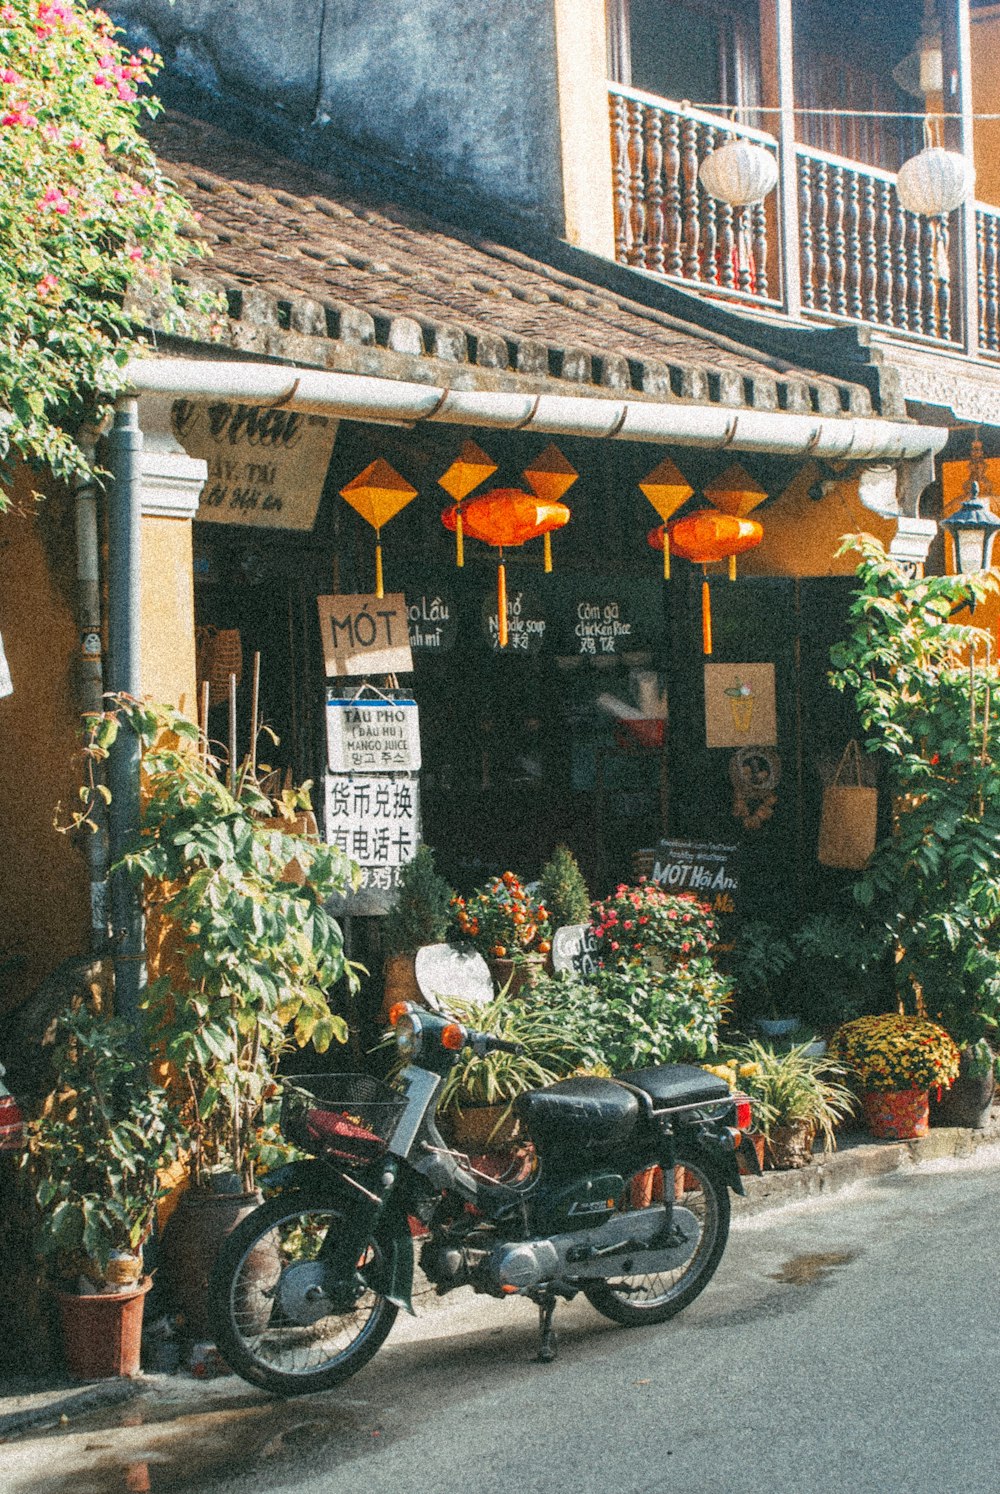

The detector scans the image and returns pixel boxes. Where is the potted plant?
[77,698,358,1337]
[450,872,552,994]
[381,845,456,1018]
[790,911,883,1036]
[435,993,585,1154]
[729,919,797,1035]
[589,883,718,973]
[828,1013,960,1140]
[25,1003,183,1379]
[537,844,591,931]
[724,1039,856,1170]
[829,535,1000,1121]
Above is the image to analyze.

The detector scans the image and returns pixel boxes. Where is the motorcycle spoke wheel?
[583,1150,730,1327]
[209,1192,398,1396]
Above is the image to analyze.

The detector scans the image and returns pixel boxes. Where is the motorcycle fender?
[677,1133,745,1197]
[372,1198,415,1316]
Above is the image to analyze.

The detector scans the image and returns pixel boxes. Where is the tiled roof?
[146,112,872,418]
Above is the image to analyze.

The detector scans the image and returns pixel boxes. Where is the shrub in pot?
[381,845,455,1017]
[78,699,359,1334]
[25,1003,183,1377]
[828,1014,960,1139]
[450,872,552,992]
[537,844,591,931]
[724,1039,855,1169]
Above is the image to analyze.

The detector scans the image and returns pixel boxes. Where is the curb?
[0,1377,147,1442]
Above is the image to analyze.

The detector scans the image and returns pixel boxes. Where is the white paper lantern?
[895,146,975,217]
[698,140,778,208]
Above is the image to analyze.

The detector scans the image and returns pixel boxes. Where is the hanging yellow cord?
[455,507,464,568]
[375,536,384,599]
[497,560,508,648]
[702,576,713,655]
[544,531,553,574]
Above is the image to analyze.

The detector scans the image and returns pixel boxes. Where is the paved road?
[10,1148,1000,1494]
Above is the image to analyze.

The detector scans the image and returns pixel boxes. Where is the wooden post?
[760,0,801,317]
[943,0,979,356]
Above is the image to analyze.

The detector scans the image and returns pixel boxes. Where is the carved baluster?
[980,213,992,349]
[937,217,951,341]
[610,93,630,265]
[861,174,878,321]
[659,108,679,277]
[701,127,719,286]
[815,161,831,311]
[627,98,647,267]
[799,155,814,309]
[977,210,987,349]
[882,180,899,325]
[681,115,701,281]
[892,197,910,328]
[830,164,847,315]
[645,106,666,275]
[846,170,862,319]
[718,146,736,291]
[752,200,769,299]
[920,215,937,336]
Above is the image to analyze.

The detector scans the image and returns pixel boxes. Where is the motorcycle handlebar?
[468,1033,526,1057]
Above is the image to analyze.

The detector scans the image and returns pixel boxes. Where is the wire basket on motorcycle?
[280,1073,407,1169]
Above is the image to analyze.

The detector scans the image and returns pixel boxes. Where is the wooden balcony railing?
[608,85,995,360]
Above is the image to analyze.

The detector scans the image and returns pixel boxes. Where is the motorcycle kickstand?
[534,1292,558,1364]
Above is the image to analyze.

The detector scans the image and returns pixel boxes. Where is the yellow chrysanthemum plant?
[829,1015,960,1095]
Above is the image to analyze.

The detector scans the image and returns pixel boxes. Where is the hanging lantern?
[942,482,1000,576]
[896,145,975,218]
[339,459,417,599]
[667,511,763,656]
[441,488,570,647]
[523,445,578,572]
[703,462,769,578]
[437,440,497,568]
[639,457,694,578]
[698,139,778,208]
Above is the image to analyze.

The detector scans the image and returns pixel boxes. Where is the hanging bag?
[817,739,878,869]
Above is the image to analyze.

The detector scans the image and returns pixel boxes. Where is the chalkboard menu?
[552,579,664,658]
[649,839,739,945]
[407,590,458,652]
[482,584,547,653]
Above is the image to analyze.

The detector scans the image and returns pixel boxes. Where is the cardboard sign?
[649,839,739,931]
[317,594,413,677]
[551,923,599,978]
[173,399,338,531]
[326,696,421,772]
[323,773,420,914]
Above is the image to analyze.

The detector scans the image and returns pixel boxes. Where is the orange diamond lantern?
[639,457,695,578]
[437,440,498,567]
[523,445,579,572]
[651,510,763,654]
[441,487,571,646]
[704,463,769,579]
[340,459,418,598]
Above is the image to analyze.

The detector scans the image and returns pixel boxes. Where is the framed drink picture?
[704,663,777,749]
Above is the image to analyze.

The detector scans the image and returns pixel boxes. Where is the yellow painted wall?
[139,515,197,718]
[972,8,1000,209]
[0,476,89,1020]
[738,466,896,578]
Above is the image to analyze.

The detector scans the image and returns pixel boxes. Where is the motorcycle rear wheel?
[583,1146,730,1327]
[208,1191,398,1396]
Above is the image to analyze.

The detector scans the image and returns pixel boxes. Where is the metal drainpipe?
[73,429,110,955]
[104,398,145,1034]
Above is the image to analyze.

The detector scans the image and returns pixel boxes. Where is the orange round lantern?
[441,488,570,646]
[652,511,763,655]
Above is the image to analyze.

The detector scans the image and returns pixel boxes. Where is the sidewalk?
[3,1106,999,1444]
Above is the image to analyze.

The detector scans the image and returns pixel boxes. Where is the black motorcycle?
[209,1004,758,1396]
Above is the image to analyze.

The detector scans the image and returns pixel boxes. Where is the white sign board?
[173,399,338,531]
[326,696,421,773]
[414,944,494,1011]
[317,593,413,678]
[551,923,599,978]
[323,773,419,913]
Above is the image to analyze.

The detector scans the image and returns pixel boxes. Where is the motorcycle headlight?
[395,1012,423,1061]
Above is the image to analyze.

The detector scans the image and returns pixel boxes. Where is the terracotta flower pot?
[765,1121,816,1170]
[379,952,421,1024]
[443,1103,520,1155]
[57,1276,152,1380]
[159,1187,262,1340]
[738,1131,766,1175]
[861,1088,929,1140]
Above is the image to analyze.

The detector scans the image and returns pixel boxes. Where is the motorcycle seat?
[619,1064,732,1111]
[515,1076,640,1151]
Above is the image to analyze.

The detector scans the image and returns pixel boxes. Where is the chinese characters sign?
[323,774,419,914]
[326,697,421,773]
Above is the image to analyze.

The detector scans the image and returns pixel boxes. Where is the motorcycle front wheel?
[583,1146,730,1327]
[208,1191,398,1396]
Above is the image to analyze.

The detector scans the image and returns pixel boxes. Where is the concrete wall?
[108,0,616,252]
[140,514,198,719]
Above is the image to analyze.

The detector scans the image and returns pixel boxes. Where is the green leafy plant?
[537,844,591,929]
[829,1014,961,1093]
[78,698,359,1192]
[791,911,882,1030]
[589,884,716,971]
[383,845,455,956]
[830,534,1000,1070]
[723,1039,855,1153]
[434,993,586,1117]
[0,1,211,484]
[25,1002,183,1281]
[730,918,795,1017]
[450,871,551,961]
